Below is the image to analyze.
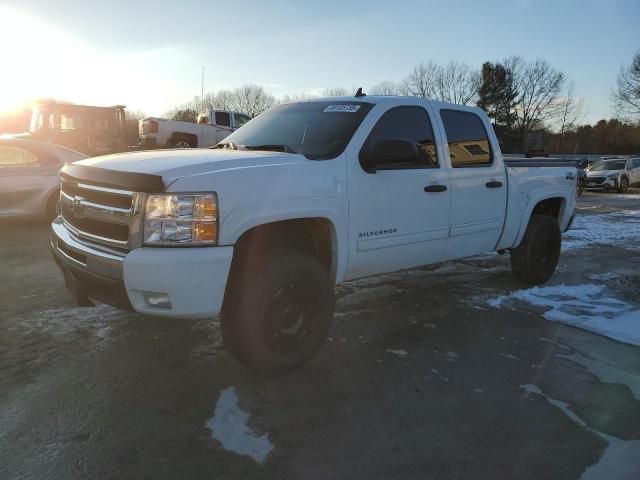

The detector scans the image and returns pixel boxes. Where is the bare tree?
[433,61,480,105]
[403,61,479,104]
[230,84,276,117]
[322,87,349,97]
[404,61,439,98]
[510,57,566,150]
[278,92,318,104]
[556,81,585,153]
[171,109,198,123]
[123,109,147,145]
[369,80,403,95]
[168,84,275,119]
[611,50,640,117]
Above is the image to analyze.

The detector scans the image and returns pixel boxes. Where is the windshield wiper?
[242,144,296,154]
[210,142,238,150]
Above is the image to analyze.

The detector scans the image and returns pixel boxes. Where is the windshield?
[590,159,626,171]
[216,101,373,160]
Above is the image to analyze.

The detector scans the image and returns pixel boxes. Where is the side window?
[0,146,39,167]
[234,114,251,128]
[359,106,438,172]
[215,112,231,127]
[441,110,493,168]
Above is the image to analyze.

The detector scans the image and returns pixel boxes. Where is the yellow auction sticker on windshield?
[323,105,361,113]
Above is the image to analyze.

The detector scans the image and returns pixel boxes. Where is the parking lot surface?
[1,191,639,480]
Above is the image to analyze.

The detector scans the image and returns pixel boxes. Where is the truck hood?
[75,148,308,185]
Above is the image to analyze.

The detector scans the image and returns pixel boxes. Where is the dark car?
[0,138,87,220]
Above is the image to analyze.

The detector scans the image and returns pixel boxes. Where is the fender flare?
[219,197,348,282]
[513,189,572,247]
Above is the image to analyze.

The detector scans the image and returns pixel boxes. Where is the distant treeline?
[1,50,638,154]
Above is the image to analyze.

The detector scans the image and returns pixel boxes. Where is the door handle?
[424,185,447,192]
[486,181,503,188]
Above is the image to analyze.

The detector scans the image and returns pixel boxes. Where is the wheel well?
[170,132,198,147]
[532,197,563,219]
[231,218,335,276]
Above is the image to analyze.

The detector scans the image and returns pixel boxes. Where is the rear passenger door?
[437,109,507,259]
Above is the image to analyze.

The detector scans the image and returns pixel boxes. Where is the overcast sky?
[1,0,638,121]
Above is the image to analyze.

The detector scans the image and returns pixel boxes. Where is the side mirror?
[365,139,417,172]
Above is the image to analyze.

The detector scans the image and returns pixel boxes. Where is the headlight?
[143,193,218,245]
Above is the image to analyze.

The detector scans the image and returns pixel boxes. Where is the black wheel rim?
[262,283,315,354]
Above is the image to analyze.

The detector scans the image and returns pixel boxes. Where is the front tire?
[510,215,561,286]
[618,176,629,193]
[221,251,334,375]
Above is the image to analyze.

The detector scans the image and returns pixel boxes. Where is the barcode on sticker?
[323,104,361,113]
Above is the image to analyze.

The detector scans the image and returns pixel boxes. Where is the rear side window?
[360,106,438,170]
[441,110,493,168]
[215,112,231,127]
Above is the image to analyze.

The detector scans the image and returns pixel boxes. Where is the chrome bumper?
[51,218,132,309]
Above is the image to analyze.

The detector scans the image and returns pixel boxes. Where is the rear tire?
[221,251,334,375]
[171,136,195,148]
[510,215,561,286]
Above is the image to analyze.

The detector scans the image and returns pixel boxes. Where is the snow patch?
[206,387,273,464]
[387,348,408,358]
[557,352,640,401]
[488,284,640,346]
[499,353,519,360]
[9,304,132,338]
[563,211,640,250]
[521,384,640,480]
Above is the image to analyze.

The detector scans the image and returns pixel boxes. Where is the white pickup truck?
[51,95,577,374]
[138,110,251,149]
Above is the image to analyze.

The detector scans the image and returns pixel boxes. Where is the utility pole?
[201,66,205,113]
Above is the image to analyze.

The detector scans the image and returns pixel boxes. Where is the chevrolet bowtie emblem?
[71,196,85,218]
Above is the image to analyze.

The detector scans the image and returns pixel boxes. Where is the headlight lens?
[143,193,218,245]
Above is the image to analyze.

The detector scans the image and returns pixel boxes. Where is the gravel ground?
[1,190,639,480]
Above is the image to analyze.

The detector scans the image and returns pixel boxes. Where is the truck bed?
[504,158,580,167]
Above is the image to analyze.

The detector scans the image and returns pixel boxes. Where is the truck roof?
[286,95,486,114]
[34,103,126,111]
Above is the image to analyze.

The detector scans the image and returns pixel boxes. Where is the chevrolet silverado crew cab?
[51,95,577,374]
[138,110,251,149]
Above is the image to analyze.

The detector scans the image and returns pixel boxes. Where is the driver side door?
[346,105,451,280]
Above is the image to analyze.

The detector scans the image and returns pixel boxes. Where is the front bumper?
[51,219,234,318]
[585,177,617,190]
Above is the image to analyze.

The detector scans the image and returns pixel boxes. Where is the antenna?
[355,87,366,97]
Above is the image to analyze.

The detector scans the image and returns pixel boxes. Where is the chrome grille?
[587,176,606,185]
[60,177,144,251]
